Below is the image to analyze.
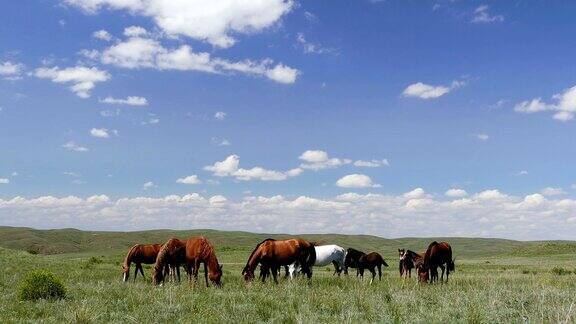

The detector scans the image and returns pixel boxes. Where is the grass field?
[1,227,576,322]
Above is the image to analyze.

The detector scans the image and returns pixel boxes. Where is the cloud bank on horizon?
[1,1,576,239]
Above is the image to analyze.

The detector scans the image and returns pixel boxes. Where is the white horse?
[288,244,346,278]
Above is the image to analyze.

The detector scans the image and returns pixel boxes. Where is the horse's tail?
[423,241,438,268]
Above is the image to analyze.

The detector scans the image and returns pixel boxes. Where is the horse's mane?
[346,248,365,256]
[197,236,217,261]
[243,238,275,272]
[423,241,439,267]
[123,244,140,268]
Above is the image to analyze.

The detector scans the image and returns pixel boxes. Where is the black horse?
[344,248,365,277]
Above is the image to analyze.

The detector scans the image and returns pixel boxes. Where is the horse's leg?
[193,259,200,284]
[204,262,209,287]
[378,264,382,281]
[440,265,445,282]
[133,264,139,282]
[177,265,181,283]
[370,267,376,284]
[272,266,278,284]
[138,264,145,279]
[408,268,411,279]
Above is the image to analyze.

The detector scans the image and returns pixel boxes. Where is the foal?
[358,252,389,282]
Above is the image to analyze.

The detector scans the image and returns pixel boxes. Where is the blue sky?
[0,0,575,239]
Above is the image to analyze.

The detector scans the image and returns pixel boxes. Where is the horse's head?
[417,265,429,283]
[398,248,406,260]
[209,264,223,287]
[242,266,255,282]
[121,265,129,282]
[151,265,163,286]
[448,258,455,272]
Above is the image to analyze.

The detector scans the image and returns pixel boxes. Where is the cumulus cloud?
[3,189,576,239]
[299,150,351,170]
[100,96,148,106]
[0,61,25,80]
[472,5,504,24]
[176,175,202,185]
[64,0,294,48]
[34,66,110,98]
[93,29,112,41]
[62,141,89,152]
[142,181,155,190]
[204,155,301,181]
[90,128,109,138]
[445,188,468,198]
[0,178,9,184]
[336,174,380,188]
[514,85,576,122]
[402,80,464,99]
[353,159,389,168]
[214,111,226,120]
[540,187,566,197]
[88,33,299,84]
[211,137,230,146]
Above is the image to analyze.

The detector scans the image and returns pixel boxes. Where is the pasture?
[1,227,576,322]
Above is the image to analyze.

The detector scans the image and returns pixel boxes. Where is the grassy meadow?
[1,226,576,323]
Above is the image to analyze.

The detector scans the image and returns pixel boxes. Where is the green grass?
[1,227,576,322]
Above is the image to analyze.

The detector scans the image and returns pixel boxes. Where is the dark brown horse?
[242,238,316,283]
[419,241,455,283]
[358,252,389,282]
[152,238,187,285]
[398,249,423,279]
[343,248,364,277]
[185,236,223,287]
[122,243,162,282]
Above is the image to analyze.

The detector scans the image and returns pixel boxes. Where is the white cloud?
[90,128,110,138]
[445,188,468,198]
[514,85,576,122]
[62,141,89,152]
[123,25,148,38]
[176,175,202,185]
[142,181,155,190]
[214,111,226,120]
[204,155,300,181]
[0,178,9,184]
[0,61,25,80]
[34,66,110,98]
[403,188,426,199]
[6,189,576,239]
[296,33,335,55]
[472,5,504,24]
[142,117,160,125]
[477,133,490,141]
[402,80,464,99]
[336,174,380,188]
[92,35,299,84]
[299,150,351,170]
[517,170,529,176]
[64,0,294,48]
[211,137,230,146]
[62,171,81,177]
[353,159,389,168]
[540,187,566,197]
[93,29,112,41]
[101,96,148,106]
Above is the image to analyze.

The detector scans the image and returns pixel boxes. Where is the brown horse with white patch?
[419,241,455,283]
[242,238,316,283]
[122,243,162,282]
[185,236,223,287]
[152,238,187,285]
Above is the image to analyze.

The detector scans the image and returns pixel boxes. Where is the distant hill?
[1,226,574,259]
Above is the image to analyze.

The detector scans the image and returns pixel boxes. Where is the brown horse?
[398,249,423,279]
[152,238,187,285]
[420,241,455,283]
[185,236,223,287]
[358,252,389,282]
[242,238,316,283]
[122,243,162,282]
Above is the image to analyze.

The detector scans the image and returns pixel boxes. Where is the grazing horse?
[288,244,346,277]
[358,252,389,282]
[185,236,223,287]
[152,238,187,285]
[242,238,316,283]
[122,243,162,282]
[420,241,455,283]
[398,249,424,279]
[343,248,365,277]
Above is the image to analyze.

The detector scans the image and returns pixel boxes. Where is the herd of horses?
[121,236,455,287]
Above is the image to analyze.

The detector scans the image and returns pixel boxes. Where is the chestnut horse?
[185,236,223,287]
[398,249,423,279]
[358,252,389,282]
[152,238,187,285]
[420,241,455,283]
[242,238,316,283]
[122,243,162,282]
